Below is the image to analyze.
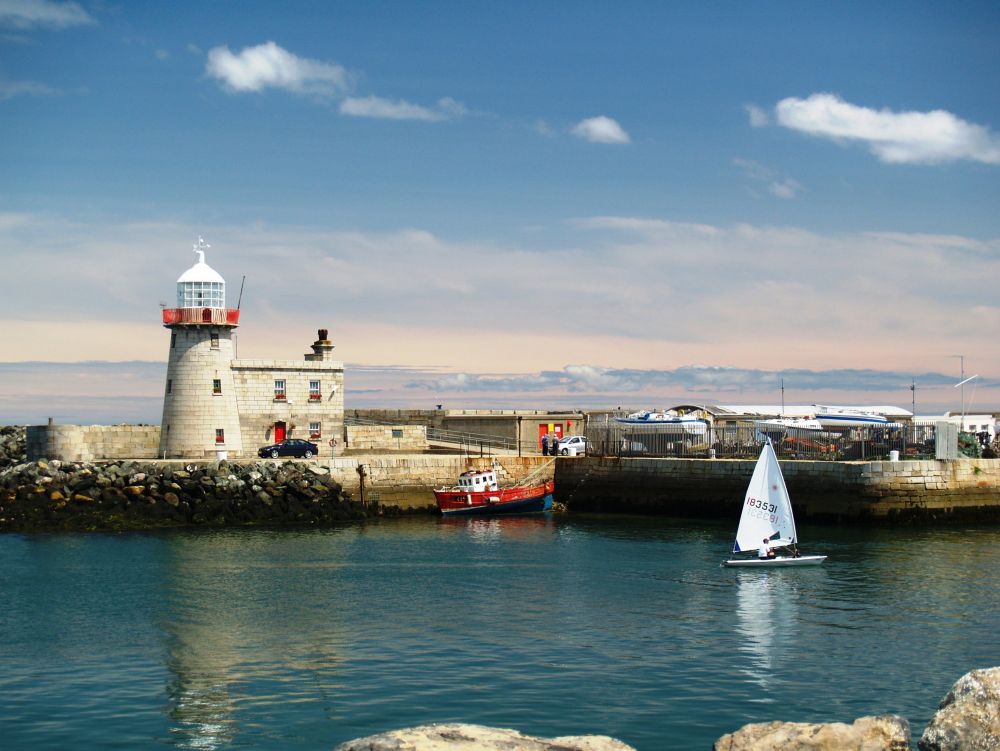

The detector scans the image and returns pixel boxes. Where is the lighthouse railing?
[162,308,240,325]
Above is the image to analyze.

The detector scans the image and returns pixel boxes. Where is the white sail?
[732,441,797,553]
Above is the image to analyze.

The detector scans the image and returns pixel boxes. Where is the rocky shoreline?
[0,454,391,532]
[336,667,1000,750]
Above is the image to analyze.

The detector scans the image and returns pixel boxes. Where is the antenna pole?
[237,275,246,310]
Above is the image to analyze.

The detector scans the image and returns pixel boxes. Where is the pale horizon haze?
[1,1,998,424]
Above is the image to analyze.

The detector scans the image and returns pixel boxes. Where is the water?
[1,516,999,749]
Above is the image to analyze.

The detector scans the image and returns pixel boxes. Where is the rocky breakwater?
[0,426,26,469]
[0,458,376,532]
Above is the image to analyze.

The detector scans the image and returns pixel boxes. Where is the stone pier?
[556,456,1000,521]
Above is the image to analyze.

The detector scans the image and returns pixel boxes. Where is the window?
[309,380,321,400]
[166,379,172,395]
[309,421,321,438]
[177,281,225,309]
[215,429,225,443]
[274,379,286,399]
[210,333,219,349]
[213,379,222,395]
[171,332,176,349]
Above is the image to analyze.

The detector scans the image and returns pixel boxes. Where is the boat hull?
[434,480,555,517]
[723,555,827,567]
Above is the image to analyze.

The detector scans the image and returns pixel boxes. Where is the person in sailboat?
[758,537,776,560]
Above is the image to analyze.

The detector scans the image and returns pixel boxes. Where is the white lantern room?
[176,237,226,309]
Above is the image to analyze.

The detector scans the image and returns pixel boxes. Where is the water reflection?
[436,514,557,544]
[734,571,799,693]
[160,528,357,749]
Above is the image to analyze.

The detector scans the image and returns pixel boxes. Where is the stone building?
[159,240,344,459]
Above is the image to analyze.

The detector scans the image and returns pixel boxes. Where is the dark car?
[258,438,318,459]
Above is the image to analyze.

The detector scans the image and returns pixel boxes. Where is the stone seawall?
[329,455,557,510]
[556,456,1000,521]
[26,424,161,462]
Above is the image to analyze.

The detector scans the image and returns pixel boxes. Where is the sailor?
[541,433,550,456]
[758,537,775,559]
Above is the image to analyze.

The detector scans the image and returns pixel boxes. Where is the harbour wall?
[328,455,556,510]
[556,456,1000,521]
[26,424,161,463]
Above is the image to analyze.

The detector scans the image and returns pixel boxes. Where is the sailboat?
[723,439,826,567]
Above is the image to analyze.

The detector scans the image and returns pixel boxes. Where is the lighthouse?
[159,238,244,459]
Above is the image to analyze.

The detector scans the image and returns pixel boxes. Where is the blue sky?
[1,0,998,422]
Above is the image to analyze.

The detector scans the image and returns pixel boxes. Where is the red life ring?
[328,439,335,447]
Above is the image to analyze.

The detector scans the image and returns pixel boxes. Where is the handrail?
[162,308,240,325]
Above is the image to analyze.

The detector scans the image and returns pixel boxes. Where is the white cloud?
[0,78,56,99]
[339,95,447,122]
[571,115,630,144]
[205,41,350,96]
[733,158,804,199]
[0,0,94,28]
[775,93,1000,165]
[744,103,769,127]
[154,48,169,61]
[768,178,803,199]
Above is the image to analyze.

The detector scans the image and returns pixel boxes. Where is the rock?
[334,724,636,751]
[919,667,1000,750]
[307,464,329,476]
[164,492,180,507]
[714,716,910,751]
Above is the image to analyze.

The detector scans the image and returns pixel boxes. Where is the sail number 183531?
[746,497,777,514]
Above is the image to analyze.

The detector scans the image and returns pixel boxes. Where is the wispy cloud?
[0,0,94,28]
[1,215,997,395]
[0,78,57,100]
[340,95,470,122]
[733,158,804,199]
[571,115,630,144]
[744,103,769,127]
[205,41,351,96]
[775,93,1000,165]
[415,364,970,395]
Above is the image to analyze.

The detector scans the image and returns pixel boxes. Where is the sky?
[1,0,998,424]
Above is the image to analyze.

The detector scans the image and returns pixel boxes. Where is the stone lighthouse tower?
[159,238,243,459]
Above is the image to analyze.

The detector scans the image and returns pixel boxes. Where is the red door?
[274,422,286,442]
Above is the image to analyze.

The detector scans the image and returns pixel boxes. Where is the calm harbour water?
[1,515,999,750]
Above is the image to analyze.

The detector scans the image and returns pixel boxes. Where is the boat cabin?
[456,468,499,492]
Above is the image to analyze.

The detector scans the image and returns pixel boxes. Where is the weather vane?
[193,236,210,263]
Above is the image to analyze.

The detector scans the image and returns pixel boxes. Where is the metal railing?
[584,422,939,461]
[162,308,240,326]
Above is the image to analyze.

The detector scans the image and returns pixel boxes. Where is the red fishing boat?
[433,463,555,516]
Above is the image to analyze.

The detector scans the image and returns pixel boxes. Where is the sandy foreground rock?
[334,723,636,751]
[919,667,1000,751]
[712,715,910,751]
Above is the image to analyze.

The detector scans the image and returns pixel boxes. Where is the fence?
[584,421,939,461]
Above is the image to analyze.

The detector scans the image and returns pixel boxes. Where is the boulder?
[919,667,1000,750]
[334,724,635,751]
[714,716,910,751]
